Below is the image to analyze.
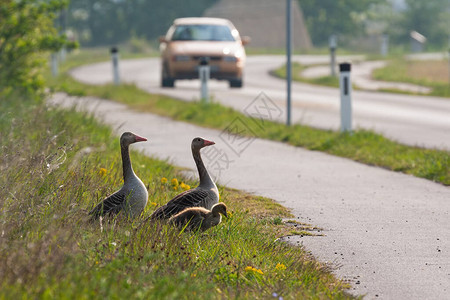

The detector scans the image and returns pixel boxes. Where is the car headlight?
[223,56,238,62]
[173,55,190,61]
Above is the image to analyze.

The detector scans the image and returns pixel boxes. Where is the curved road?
[71,55,450,150]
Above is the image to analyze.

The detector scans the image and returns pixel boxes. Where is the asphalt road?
[50,91,450,300]
[70,55,450,150]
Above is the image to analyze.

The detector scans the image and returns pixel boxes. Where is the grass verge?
[372,59,450,98]
[47,52,449,186]
[0,91,353,298]
[271,62,340,88]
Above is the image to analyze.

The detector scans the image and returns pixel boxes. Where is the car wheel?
[161,63,175,88]
[161,77,175,87]
[229,79,243,88]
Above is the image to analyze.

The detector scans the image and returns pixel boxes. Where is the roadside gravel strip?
[49,93,450,299]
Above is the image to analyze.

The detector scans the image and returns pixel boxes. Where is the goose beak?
[203,139,215,146]
[134,134,148,142]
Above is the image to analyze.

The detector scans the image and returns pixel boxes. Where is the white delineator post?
[199,57,210,104]
[51,53,58,77]
[110,47,120,85]
[381,34,389,57]
[329,35,337,77]
[339,63,352,133]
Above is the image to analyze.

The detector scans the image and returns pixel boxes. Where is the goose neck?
[192,147,213,187]
[121,144,134,181]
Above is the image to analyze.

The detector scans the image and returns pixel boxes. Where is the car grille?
[192,56,222,61]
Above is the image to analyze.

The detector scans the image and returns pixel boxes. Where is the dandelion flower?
[180,182,191,191]
[99,168,107,176]
[161,177,168,184]
[275,263,286,271]
[173,186,178,191]
[151,202,158,207]
[245,266,263,275]
[171,178,179,186]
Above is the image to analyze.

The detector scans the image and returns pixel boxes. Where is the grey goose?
[150,137,219,220]
[90,132,148,219]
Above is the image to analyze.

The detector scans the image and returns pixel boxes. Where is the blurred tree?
[68,0,218,46]
[390,0,450,48]
[0,0,76,99]
[298,0,386,46]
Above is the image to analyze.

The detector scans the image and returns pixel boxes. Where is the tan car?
[159,17,249,88]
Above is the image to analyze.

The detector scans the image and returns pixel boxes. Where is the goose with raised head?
[169,203,228,231]
[150,137,219,220]
[90,132,148,219]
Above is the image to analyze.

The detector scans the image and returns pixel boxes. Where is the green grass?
[55,46,157,73]
[271,62,340,88]
[46,51,450,186]
[0,93,353,298]
[274,59,450,98]
[372,59,450,98]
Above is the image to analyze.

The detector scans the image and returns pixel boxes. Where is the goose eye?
[197,138,201,142]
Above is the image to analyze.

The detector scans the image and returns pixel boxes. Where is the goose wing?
[151,188,210,220]
[89,190,125,219]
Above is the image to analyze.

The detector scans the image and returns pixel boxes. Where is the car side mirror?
[241,36,251,46]
[159,36,167,43]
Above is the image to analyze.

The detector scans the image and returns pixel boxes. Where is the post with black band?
[110,47,120,85]
[199,57,210,104]
[339,63,352,133]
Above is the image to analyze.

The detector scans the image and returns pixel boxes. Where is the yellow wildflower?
[244,266,263,275]
[99,168,107,176]
[161,177,168,184]
[151,202,158,207]
[173,186,178,191]
[275,263,286,271]
[171,178,179,187]
[180,182,191,191]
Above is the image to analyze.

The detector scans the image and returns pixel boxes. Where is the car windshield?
[171,24,235,42]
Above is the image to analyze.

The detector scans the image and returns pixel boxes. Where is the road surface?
[70,55,450,150]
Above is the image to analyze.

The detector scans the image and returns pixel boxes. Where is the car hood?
[169,41,244,57]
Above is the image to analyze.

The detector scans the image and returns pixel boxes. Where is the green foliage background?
[299,0,450,49]
[67,0,219,46]
[0,0,75,99]
[62,0,450,50]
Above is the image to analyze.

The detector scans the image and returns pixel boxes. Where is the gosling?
[169,203,228,232]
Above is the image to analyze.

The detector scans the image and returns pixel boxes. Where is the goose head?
[211,202,228,218]
[120,132,147,147]
[191,137,215,152]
